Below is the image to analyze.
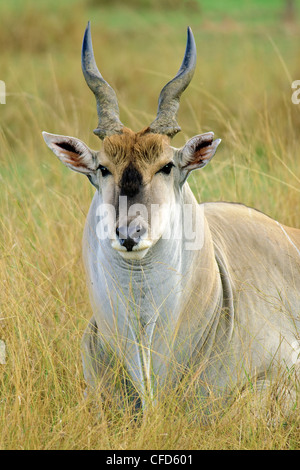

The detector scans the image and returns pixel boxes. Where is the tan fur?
[103,127,170,169]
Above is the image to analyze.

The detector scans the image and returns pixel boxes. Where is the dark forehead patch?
[120,163,143,198]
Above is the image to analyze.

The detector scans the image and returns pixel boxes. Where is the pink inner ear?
[193,143,213,164]
[64,156,84,168]
[54,142,85,168]
[182,141,214,169]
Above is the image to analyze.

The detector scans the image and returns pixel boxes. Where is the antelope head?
[43,22,221,260]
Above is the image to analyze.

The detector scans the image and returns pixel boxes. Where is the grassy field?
[0,0,300,450]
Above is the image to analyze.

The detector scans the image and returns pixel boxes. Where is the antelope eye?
[98,165,111,177]
[157,162,175,175]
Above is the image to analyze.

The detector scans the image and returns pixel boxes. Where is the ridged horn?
[81,21,124,140]
[148,27,197,138]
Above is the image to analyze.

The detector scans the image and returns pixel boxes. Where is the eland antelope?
[43,22,300,410]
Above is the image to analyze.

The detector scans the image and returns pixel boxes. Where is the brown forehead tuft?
[103,127,169,165]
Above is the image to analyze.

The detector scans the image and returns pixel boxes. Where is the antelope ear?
[42,132,99,175]
[179,132,221,171]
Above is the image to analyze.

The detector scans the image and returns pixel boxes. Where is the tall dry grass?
[0,0,299,449]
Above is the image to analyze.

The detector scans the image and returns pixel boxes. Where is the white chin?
[118,249,149,260]
[111,240,151,260]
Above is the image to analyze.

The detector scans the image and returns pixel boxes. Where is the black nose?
[116,225,146,252]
